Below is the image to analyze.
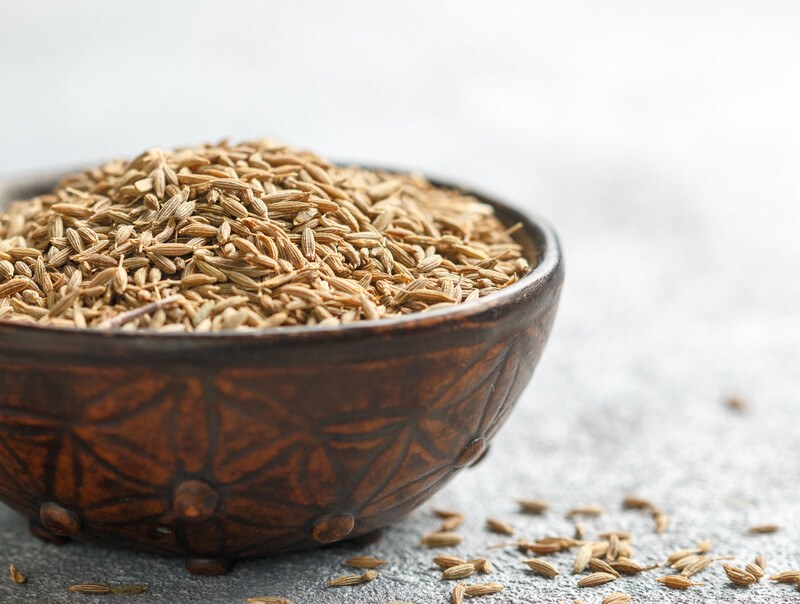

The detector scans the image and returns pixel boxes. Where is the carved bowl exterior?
[0,173,563,572]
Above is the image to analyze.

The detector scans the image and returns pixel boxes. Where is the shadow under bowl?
[0,171,563,574]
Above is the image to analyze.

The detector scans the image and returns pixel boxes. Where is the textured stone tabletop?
[2,160,798,604]
[2,2,799,603]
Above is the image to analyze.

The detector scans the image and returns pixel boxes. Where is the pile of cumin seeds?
[0,140,530,331]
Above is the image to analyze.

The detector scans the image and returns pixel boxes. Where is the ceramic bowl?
[0,171,563,574]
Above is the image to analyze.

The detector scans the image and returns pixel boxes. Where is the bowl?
[0,170,563,574]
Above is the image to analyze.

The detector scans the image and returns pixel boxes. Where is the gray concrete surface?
[1,154,799,604]
[1,2,799,602]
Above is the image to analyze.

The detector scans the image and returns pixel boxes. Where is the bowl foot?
[185,557,232,575]
[29,519,70,545]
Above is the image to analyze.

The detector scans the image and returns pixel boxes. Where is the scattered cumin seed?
[566,505,603,518]
[671,554,704,570]
[755,554,767,570]
[442,563,476,580]
[345,555,387,569]
[722,563,756,586]
[745,563,765,580]
[486,518,514,535]
[588,558,620,577]
[327,570,377,587]
[622,496,654,510]
[725,394,748,413]
[451,582,466,604]
[610,558,659,575]
[9,564,26,585]
[577,572,617,587]
[574,543,594,574]
[518,498,549,514]
[468,558,493,574]
[652,511,669,533]
[574,523,586,540]
[434,555,467,569]
[526,541,563,555]
[244,598,293,604]
[440,515,466,531]
[748,523,779,534]
[433,508,463,519]
[696,539,713,553]
[656,575,705,589]
[421,531,463,547]
[67,583,113,594]
[602,592,632,604]
[681,557,714,577]
[522,558,560,578]
[769,569,800,583]
[606,534,621,561]
[464,582,504,596]
[667,548,696,565]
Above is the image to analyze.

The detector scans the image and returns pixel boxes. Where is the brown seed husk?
[745,563,765,580]
[574,523,586,540]
[602,592,632,604]
[606,534,621,561]
[671,554,704,570]
[696,539,713,553]
[622,496,655,510]
[468,558,493,574]
[442,563,476,580]
[244,598,294,604]
[769,569,800,583]
[464,582,504,596]
[327,570,377,587]
[566,505,604,518]
[67,583,113,594]
[440,515,466,531]
[725,394,748,412]
[421,531,463,547]
[434,555,467,569]
[486,518,514,535]
[755,554,767,570]
[722,563,756,586]
[748,524,780,534]
[667,548,696,564]
[518,498,549,514]
[522,558,560,578]
[9,564,26,585]
[681,557,714,577]
[653,511,669,534]
[451,582,466,604]
[588,558,620,578]
[433,508,464,519]
[345,556,388,569]
[610,557,659,575]
[574,543,594,573]
[577,572,617,587]
[656,575,705,589]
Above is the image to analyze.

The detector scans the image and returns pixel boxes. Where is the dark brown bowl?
[0,171,563,574]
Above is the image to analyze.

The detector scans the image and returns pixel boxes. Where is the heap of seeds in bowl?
[0,140,530,331]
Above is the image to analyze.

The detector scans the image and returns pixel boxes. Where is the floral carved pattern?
[0,305,557,563]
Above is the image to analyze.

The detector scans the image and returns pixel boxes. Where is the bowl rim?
[0,171,563,342]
